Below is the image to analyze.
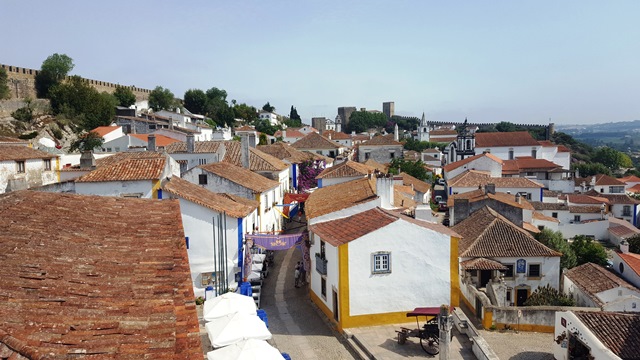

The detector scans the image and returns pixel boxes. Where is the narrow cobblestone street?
[259,218,357,359]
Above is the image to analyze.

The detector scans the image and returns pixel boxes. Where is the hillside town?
[2,52,640,360]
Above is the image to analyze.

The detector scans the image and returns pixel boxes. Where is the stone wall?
[0,99,50,118]
[1,64,151,101]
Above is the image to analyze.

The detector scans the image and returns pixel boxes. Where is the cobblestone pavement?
[260,242,357,359]
[477,330,554,360]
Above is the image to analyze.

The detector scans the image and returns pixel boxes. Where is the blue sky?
[3,1,639,124]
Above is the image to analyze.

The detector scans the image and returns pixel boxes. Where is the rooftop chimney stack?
[248,134,257,148]
[80,151,96,170]
[186,134,195,153]
[394,123,399,142]
[621,240,630,254]
[485,183,496,195]
[376,173,395,209]
[147,134,156,152]
[241,135,251,169]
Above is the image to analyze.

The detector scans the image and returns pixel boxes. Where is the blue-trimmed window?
[372,252,391,274]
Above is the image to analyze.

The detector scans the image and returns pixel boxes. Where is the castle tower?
[455,118,475,161]
[335,114,342,133]
[418,112,430,142]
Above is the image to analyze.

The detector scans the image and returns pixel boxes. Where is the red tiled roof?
[76,157,166,182]
[567,194,610,205]
[130,133,181,147]
[628,184,640,193]
[275,129,306,139]
[305,177,377,219]
[165,140,223,154]
[620,175,640,183]
[475,131,539,147]
[502,157,562,173]
[584,190,640,205]
[400,172,431,194]
[557,145,571,152]
[448,170,544,188]
[0,146,57,161]
[199,162,279,193]
[533,211,560,223]
[316,160,374,179]
[0,136,27,144]
[460,258,507,270]
[257,142,325,164]
[575,174,626,187]
[94,151,165,168]
[323,130,351,140]
[164,177,258,218]
[309,208,397,246]
[565,263,637,306]
[574,311,640,359]
[447,188,534,210]
[235,125,256,132]
[91,125,121,137]
[430,129,458,136]
[452,207,562,258]
[617,251,640,277]
[443,153,503,173]
[362,134,402,146]
[222,141,289,172]
[0,191,202,359]
[292,132,340,150]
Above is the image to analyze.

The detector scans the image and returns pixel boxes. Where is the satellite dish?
[38,137,56,148]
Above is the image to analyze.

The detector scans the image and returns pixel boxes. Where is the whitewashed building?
[0,146,59,194]
[163,177,258,297]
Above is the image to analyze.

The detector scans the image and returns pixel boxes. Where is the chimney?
[620,240,630,254]
[186,133,195,153]
[282,130,286,139]
[147,134,156,152]
[351,131,356,136]
[515,192,522,204]
[248,134,257,148]
[376,173,395,209]
[80,151,96,169]
[485,183,496,195]
[394,123,399,142]
[241,135,251,169]
[328,133,332,140]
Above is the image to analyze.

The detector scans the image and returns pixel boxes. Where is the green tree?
[148,86,175,111]
[572,162,612,177]
[49,76,116,130]
[254,119,279,136]
[627,234,640,254]
[402,138,448,152]
[233,103,258,122]
[205,87,234,126]
[535,229,577,269]
[388,158,431,181]
[258,133,268,145]
[183,89,208,115]
[570,235,608,266]
[593,147,632,170]
[289,105,301,121]
[0,67,10,99]
[113,85,136,107]
[523,284,575,306]
[348,110,388,133]
[35,53,74,98]
[262,102,275,112]
[495,121,517,132]
[69,131,105,152]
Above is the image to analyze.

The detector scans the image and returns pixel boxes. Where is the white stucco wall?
[309,232,340,314]
[169,153,220,174]
[612,252,640,289]
[319,175,364,188]
[75,179,154,198]
[450,185,542,201]
[348,219,452,315]
[553,311,621,360]
[101,127,124,143]
[481,145,541,162]
[309,198,380,225]
[0,158,58,193]
[557,220,609,240]
[445,157,502,180]
[563,277,599,308]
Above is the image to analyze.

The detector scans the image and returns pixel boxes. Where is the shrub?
[50,124,63,140]
[18,131,38,140]
[12,106,33,122]
[195,296,205,305]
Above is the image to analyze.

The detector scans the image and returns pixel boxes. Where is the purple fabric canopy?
[247,233,304,250]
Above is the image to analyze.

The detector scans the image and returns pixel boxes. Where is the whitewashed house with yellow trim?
[305,175,460,331]
[0,145,60,194]
[75,152,179,198]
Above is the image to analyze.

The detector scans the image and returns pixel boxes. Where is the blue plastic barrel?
[239,282,253,297]
[281,353,291,360]
[205,286,214,300]
[257,309,268,328]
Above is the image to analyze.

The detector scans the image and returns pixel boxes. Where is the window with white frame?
[16,161,25,173]
[199,158,207,165]
[372,252,391,274]
[44,159,51,171]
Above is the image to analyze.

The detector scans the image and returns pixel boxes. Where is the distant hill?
[556,120,640,152]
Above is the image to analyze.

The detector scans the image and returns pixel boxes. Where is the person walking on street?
[300,262,307,286]
[294,262,301,288]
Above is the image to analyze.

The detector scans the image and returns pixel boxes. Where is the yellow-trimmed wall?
[310,289,337,326]
[450,236,460,307]
[55,157,61,182]
[152,179,161,199]
[337,243,349,332]
[494,322,555,333]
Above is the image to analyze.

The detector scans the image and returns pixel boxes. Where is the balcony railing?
[315,253,328,275]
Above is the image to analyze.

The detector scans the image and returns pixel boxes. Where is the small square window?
[528,264,541,278]
[574,215,581,223]
[44,159,51,171]
[321,277,327,298]
[390,152,395,159]
[372,252,391,274]
[199,158,207,165]
[365,152,371,160]
[552,212,558,218]
[16,161,25,173]
[503,264,514,278]
[198,174,208,185]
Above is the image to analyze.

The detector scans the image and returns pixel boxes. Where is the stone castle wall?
[1,64,151,101]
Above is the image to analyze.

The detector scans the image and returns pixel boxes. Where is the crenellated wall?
[1,64,151,101]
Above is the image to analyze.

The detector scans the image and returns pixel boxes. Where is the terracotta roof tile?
[323,130,351,140]
[617,251,640,277]
[475,131,540,147]
[362,134,402,146]
[381,208,461,237]
[522,222,541,233]
[443,153,503,173]
[316,160,374,179]
[222,141,289,172]
[609,217,640,239]
[77,157,166,182]
[0,191,202,359]
[130,133,181,147]
[0,146,57,161]
[569,205,604,213]
[164,140,223,154]
[530,201,568,211]
[400,172,431,194]
[363,158,389,171]
[565,263,637,306]
[460,258,507,270]
[91,125,121,137]
[533,211,560,223]
[447,188,534,210]
[628,184,640,193]
[448,170,543,188]
[557,145,571,152]
[94,151,165,168]
[257,143,325,164]
[501,157,562,174]
[199,162,279,193]
[235,125,256,132]
[430,129,458,136]
[292,132,340,150]
[163,177,258,218]
[274,129,306,139]
[452,207,561,258]
[306,177,377,219]
[620,175,640,183]
[0,136,27,144]
[309,208,397,246]
[575,174,626,187]
[584,190,640,205]
[574,311,640,359]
